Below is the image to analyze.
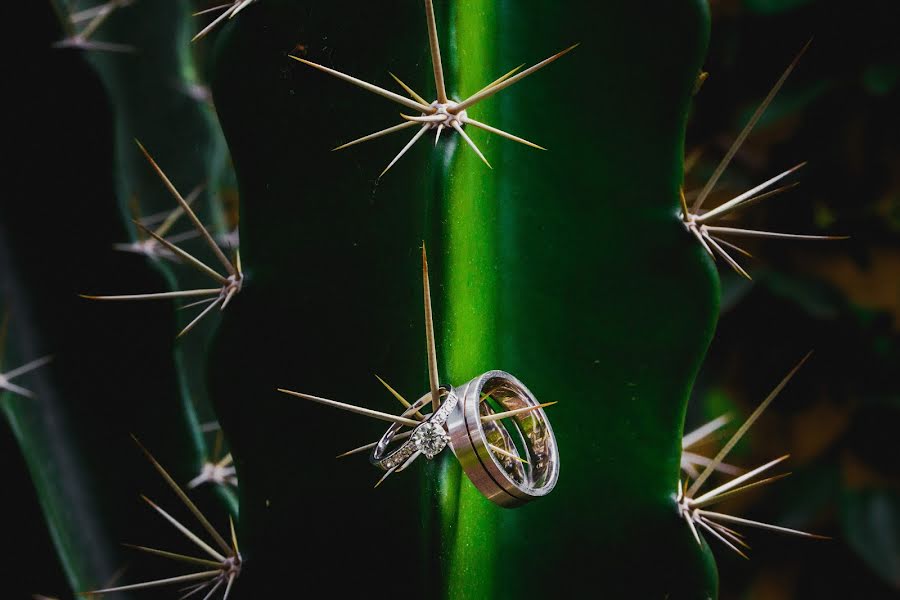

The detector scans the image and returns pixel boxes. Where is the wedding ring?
[371,387,458,471]
[446,370,559,507]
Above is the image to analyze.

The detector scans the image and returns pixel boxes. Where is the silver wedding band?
[447,370,559,508]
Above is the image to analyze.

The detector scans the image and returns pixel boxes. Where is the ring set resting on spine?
[277,246,560,507]
[371,370,559,508]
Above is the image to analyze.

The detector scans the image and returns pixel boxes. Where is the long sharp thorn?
[421,243,442,412]
[196,578,224,600]
[679,187,691,221]
[112,242,145,254]
[193,3,232,17]
[155,184,206,241]
[693,472,793,509]
[698,510,830,539]
[685,513,703,547]
[53,38,135,53]
[703,226,849,241]
[134,221,228,285]
[462,117,546,150]
[229,516,240,554]
[136,204,171,227]
[479,388,499,403]
[489,443,529,464]
[481,401,558,423]
[140,495,226,562]
[289,56,432,113]
[697,518,750,559]
[217,452,233,469]
[135,141,236,276]
[230,0,255,18]
[395,449,422,472]
[710,236,753,259]
[336,430,413,458]
[200,421,222,433]
[435,124,444,145]
[452,122,491,168]
[706,519,751,547]
[452,44,578,113]
[692,455,790,506]
[1,381,35,398]
[375,374,425,420]
[70,3,111,23]
[389,72,430,106]
[165,229,203,245]
[192,6,235,42]
[2,355,53,381]
[423,0,448,103]
[177,297,224,339]
[474,64,525,96]
[374,465,398,488]
[682,415,732,449]
[180,580,215,600]
[180,297,218,311]
[220,287,238,310]
[380,124,430,178]
[681,451,742,476]
[188,470,211,489]
[400,114,448,123]
[689,226,715,258]
[78,2,116,40]
[154,184,204,239]
[277,388,420,426]
[334,121,419,151]
[122,544,223,569]
[705,522,753,555]
[83,571,220,596]
[696,163,807,223]
[682,461,700,480]
[702,182,801,224]
[178,583,211,600]
[222,574,237,600]
[688,353,812,496]
[705,233,752,280]
[132,436,234,555]
[692,41,812,213]
[127,195,145,239]
[81,289,222,301]
[84,42,136,55]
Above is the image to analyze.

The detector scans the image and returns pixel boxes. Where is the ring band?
[371,387,458,471]
[446,370,559,507]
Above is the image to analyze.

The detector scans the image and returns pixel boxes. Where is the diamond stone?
[412,422,449,459]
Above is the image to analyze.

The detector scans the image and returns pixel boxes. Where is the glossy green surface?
[210,0,719,596]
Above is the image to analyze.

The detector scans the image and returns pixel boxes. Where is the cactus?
[208,0,718,597]
[4,0,848,598]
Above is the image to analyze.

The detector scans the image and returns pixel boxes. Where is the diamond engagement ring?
[371,386,458,471]
[447,370,560,507]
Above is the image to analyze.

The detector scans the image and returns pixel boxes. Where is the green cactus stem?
[209,0,718,597]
